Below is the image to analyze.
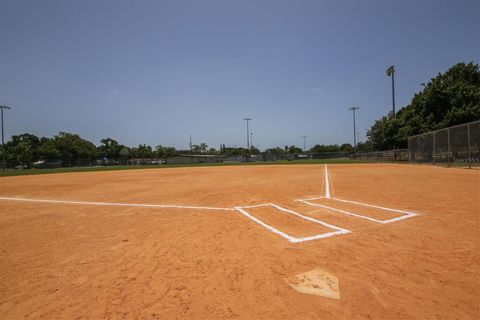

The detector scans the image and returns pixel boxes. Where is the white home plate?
[285,268,340,299]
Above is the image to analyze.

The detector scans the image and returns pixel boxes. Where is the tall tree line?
[2,133,179,168]
[366,62,480,150]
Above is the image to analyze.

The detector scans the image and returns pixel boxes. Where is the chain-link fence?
[408,120,480,168]
[351,149,409,162]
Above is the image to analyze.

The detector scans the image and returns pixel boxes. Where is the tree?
[54,132,98,166]
[192,143,208,154]
[136,144,153,160]
[199,143,208,154]
[119,146,132,164]
[222,146,247,156]
[155,145,165,159]
[163,147,176,158]
[309,144,341,153]
[192,144,201,154]
[207,148,219,155]
[99,138,121,160]
[340,143,353,152]
[366,62,480,150]
[37,138,61,161]
[286,145,303,154]
[13,141,34,166]
[355,141,374,152]
[250,146,260,154]
[264,147,285,157]
[4,133,42,167]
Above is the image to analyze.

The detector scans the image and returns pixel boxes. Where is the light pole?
[302,136,308,152]
[1,105,12,171]
[250,132,253,151]
[386,65,396,117]
[348,106,359,152]
[243,118,252,161]
[189,134,192,153]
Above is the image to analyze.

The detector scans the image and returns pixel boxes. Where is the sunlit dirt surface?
[0,164,478,319]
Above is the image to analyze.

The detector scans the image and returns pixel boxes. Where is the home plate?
[285,268,340,299]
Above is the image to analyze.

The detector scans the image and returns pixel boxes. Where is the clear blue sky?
[1,0,478,150]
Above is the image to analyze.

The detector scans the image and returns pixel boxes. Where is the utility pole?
[1,105,12,171]
[243,118,252,162]
[302,136,308,152]
[189,134,192,153]
[250,132,253,151]
[348,106,359,152]
[189,133,193,163]
[386,65,396,117]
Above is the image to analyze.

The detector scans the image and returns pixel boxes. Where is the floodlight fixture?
[386,65,396,117]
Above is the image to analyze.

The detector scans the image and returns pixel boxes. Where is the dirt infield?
[0,164,478,319]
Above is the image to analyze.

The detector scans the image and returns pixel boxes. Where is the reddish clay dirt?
[305,198,408,221]
[239,205,335,238]
[0,164,478,319]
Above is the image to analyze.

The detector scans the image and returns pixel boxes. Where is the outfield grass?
[0,158,368,177]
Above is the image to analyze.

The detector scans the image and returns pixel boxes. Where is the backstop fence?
[408,120,480,168]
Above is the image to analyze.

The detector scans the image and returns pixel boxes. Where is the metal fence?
[351,149,409,162]
[408,120,480,168]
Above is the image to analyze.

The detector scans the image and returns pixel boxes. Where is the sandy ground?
[0,164,478,319]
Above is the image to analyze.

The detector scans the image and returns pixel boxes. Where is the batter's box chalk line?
[294,164,420,224]
[234,203,350,243]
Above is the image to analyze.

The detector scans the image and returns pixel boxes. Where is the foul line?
[0,196,235,211]
[324,164,331,198]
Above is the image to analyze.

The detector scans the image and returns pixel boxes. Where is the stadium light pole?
[348,106,359,152]
[189,134,192,153]
[1,105,12,171]
[243,118,252,162]
[386,65,396,117]
[302,135,308,152]
[250,132,253,151]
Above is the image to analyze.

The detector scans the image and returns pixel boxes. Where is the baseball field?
[0,163,478,319]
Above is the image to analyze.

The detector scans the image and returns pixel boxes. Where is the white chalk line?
[0,196,235,211]
[296,198,418,224]
[331,197,419,216]
[0,196,351,243]
[235,203,350,243]
[324,164,331,199]
[235,207,298,243]
[293,164,420,224]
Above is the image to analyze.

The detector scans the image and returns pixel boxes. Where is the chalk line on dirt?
[0,196,351,243]
[235,203,350,243]
[295,164,419,224]
[0,196,235,211]
[324,164,331,199]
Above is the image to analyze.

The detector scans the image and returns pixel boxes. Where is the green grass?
[0,158,368,177]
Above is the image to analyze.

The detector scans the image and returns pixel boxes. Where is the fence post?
[467,123,471,169]
[447,128,451,168]
[433,132,436,166]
